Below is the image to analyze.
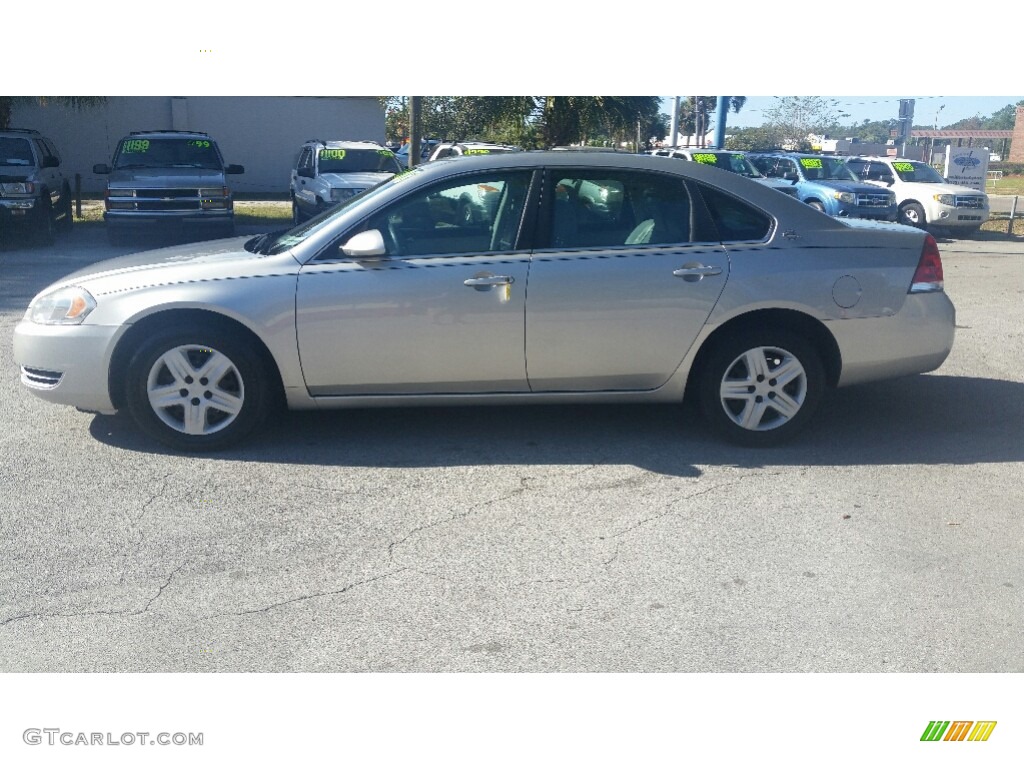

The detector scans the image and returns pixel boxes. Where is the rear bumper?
[830,292,956,387]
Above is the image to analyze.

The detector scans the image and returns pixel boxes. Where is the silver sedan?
[13,152,955,450]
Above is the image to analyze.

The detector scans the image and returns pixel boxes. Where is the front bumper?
[930,204,990,228]
[13,320,124,414]
[104,210,234,230]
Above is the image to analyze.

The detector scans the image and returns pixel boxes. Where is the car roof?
[124,130,213,139]
[306,139,387,149]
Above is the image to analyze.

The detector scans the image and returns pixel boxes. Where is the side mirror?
[296,167,314,179]
[225,164,245,175]
[340,229,387,259]
[93,163,111,174]
[783,172,798,182]
[42,156,60,168]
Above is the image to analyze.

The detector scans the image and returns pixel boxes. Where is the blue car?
[748,152,897,221]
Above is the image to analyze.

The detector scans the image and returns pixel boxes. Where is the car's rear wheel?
[125,327,271,451]
[899,202,927,228]
[697,330,824,447]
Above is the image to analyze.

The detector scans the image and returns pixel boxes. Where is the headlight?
[27,287,97,325]
[1,181,35,195]
[934,194,955,206]
[833,192,856,204]
[330,188,363,202]
[199,187,228,199]
[107,188,135,198]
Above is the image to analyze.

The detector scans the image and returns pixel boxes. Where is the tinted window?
[0,137,35,166]
[547,170,692,248]
[113,137,223,170]
[697,184,773,242]
[317,148,401,174]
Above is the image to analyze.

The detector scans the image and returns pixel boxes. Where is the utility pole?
[714,95,728,150]
[408,97,423,168]
[669,96,680,148]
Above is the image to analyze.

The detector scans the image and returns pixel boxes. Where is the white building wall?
[9,96,385,194]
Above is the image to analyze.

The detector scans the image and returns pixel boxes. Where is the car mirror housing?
[225,164,245,175]
[340,229,387,259]
[42,156,60,169]
[93,163,110,174]
[297,167,314,179]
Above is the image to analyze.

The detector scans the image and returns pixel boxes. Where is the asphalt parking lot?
[1,221,1022,673]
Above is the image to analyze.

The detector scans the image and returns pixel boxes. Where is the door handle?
[464,275,514,288]
[673,264,722,282]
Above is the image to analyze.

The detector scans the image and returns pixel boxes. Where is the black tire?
[35,197,55,245]
[59,188,74,232]
[899,202,927,229]
[124,326,272,452]
[697,329,825,447]
[806,200,826,213]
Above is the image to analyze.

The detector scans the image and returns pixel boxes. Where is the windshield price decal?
[692,153,719,165]
[893,161,914,172]
[320,149,347,160]
[377,150,394,157]
[122,140,150,153]
[464,148,491,155]
[187,140,211,148]
[800,158,823,169]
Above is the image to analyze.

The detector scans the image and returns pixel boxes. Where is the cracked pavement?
[1,227,1022,672]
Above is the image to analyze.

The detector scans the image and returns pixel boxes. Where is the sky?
[661,96,1023,130]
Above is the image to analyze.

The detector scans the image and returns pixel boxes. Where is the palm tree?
[0,97,107,130]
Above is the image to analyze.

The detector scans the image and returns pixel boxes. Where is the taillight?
[909,234,944,293]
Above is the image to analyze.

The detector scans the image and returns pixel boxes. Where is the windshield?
[0,137,34,167]
[113,137,224,170]
[689,151,761,177]
[891,160,945,183]
[797,156,858,182]
[249,166,428,256]
[318,148,402,174]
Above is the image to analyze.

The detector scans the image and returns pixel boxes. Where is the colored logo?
[953,155,982,168]
[921,721,997,741]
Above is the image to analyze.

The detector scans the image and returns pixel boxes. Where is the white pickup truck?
[844,156,990,233]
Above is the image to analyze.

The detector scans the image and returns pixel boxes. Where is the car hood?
[106,167,226,187]
[318,171,394,188]
[805,180,883,194]
[895,180,987,196]
[45,236,298,298]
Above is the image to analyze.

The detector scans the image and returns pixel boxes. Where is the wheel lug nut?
[755,395,763,403]
[191,397,201,406]
[204,391,212,399]
[179,389,188,397]
[185,376,194,384]
[200,378,209,385]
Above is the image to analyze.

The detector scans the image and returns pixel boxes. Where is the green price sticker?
[377,150,394,157]
[800,158,823,169]
[188,140,211,149]
[893,162,914,172]
[123,139,150,153]
[320,149,347,160]
[692,153,719,165]
[464,148,491,155]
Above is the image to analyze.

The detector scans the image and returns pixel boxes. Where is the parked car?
[650,147,800,198]
[428,141,522,162]
[290,139,401,224]
[748,152,897,220]
[395,139,443,167]
[0,128,74,244]
[14,152,954,451]
[844,155,990,233]
[92,130,244,244]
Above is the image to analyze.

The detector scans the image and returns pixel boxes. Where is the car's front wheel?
[697,330,824,447]
[125,327,272,451]
[899,202,927,228]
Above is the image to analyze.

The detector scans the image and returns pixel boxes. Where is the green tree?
[672,97,747,146]
[0,96,106,130]
[724,125,789,152]
[762,96,850,147]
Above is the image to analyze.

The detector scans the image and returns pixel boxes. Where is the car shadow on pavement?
[87,374,1024,474]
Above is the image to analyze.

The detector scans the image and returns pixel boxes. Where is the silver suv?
[290,139,401,223]
[93,130,244,244]
[0,128,74,244]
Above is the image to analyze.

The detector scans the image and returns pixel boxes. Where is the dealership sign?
[944,146,989,192]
